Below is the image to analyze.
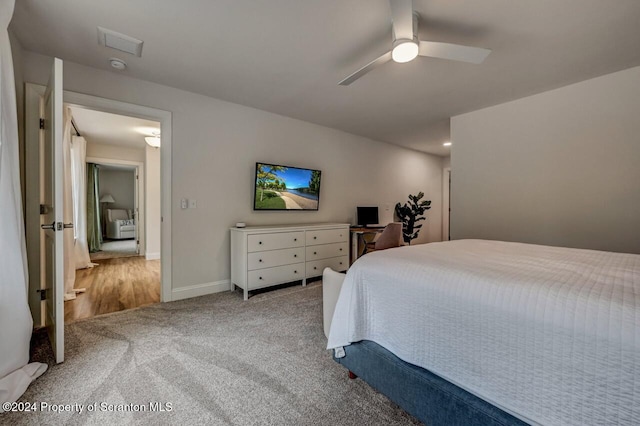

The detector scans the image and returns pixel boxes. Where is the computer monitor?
[357,206,379,227]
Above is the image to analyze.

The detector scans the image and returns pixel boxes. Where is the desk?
[349,227,384,265]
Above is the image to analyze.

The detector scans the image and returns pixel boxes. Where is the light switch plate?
[181,198,188,209]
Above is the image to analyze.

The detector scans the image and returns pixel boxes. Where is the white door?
[41,58,65,363]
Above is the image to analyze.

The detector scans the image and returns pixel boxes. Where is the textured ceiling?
[13,0,640,156]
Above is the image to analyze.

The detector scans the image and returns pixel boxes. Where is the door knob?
[63,223,74,229]
[41,221,55,230]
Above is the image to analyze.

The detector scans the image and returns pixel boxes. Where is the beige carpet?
[7,281,419,425]
[90,239,138,260]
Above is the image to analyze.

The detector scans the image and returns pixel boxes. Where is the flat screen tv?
[254,162,321,211]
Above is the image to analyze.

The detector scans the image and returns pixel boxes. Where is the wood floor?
[65,256,160,323]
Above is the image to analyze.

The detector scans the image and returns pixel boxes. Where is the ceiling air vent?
[97,27,143,57]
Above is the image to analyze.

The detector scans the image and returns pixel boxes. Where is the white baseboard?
[171,279,230,301]
[145,252,161,260]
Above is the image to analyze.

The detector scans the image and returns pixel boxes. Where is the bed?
[326,240,640,425]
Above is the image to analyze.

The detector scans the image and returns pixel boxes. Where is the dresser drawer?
[306,242,348,261]
[248,231,305,252]
[247,263,305,290]
[248,247,304,270]
[306,255,349,277]
[306,228,347,246]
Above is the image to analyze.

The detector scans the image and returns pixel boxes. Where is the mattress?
[327,240,640,425]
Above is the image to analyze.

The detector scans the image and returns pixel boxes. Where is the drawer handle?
[313,251,317,255]
[314,236,317,239]
[294,254,297,258]
[339,262,343,265]
[259,259,263,262]
[259,276,263,280]
[294,270,298,274]
[259,241,262,245]
[314,266,317,270]
[339,248,343,251]
[294,238,297,241]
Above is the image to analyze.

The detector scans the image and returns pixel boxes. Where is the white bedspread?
[327,240,640,425]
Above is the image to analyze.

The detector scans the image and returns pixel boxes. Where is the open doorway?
[442,167,451,241]
[62,107,162,322]
[25,72,172,362]
[90,163,140,261]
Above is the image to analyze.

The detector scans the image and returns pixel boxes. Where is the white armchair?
[323,267,346,338]
[105,209,136,240]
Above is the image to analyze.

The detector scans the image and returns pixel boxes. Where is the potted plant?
[395,192,431,245]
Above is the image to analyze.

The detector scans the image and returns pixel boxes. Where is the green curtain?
[87,163,102,252]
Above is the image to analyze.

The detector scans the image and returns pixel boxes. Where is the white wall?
[145,145,161,259]
[99,169,134,211]
[21,51,444,295]
[451,66,640,254]
[442,157,450,169]
[86,141,144,162]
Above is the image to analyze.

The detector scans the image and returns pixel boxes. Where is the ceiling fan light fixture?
[145,131,161,147]
[145,136,161,147]
[392,39,419,63]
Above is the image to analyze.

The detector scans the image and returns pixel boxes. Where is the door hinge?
[37,288,47,300]
[39,118,45,129]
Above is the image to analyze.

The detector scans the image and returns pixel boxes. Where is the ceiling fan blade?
[338,51,392,86]
[418,41,491,64]
[390,0,414,41]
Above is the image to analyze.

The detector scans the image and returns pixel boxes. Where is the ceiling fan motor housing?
[391,11,420,63]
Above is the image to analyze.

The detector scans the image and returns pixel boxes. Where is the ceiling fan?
[339,0,491,86]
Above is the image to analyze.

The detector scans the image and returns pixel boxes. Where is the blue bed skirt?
[334,340,529,426]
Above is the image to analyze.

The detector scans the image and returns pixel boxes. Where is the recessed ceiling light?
[109,58,127,70]
[443,142,452,147]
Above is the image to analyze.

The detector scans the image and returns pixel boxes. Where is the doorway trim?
[442,167,451,241]
[25,84,173,327]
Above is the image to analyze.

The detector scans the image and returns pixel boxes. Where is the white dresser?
[230,223,350,300]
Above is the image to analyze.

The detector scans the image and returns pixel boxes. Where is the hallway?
[64,257,160,323]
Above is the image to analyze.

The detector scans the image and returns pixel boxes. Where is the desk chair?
[362,222,403,255]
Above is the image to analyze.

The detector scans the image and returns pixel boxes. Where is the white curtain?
[63,109,92,301]
[0,0,47,408]
[71,135,92,270]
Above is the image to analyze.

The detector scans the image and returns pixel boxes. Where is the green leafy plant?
[395,192,432,244]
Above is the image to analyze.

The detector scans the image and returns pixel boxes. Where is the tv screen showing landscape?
[254,162,321,211]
